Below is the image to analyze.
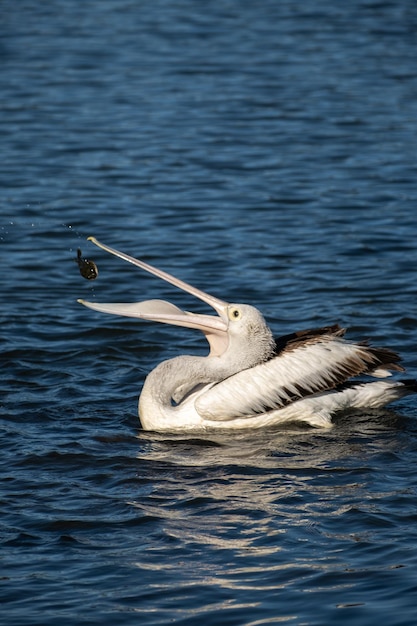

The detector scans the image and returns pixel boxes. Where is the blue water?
[2,1,417,624]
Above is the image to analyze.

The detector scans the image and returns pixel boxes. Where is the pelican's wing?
[195,330,404,421]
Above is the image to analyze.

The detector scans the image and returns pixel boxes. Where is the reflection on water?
[123,411,416,623]
[137,409,405,468]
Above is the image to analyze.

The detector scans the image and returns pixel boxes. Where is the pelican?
[78,237,416,432]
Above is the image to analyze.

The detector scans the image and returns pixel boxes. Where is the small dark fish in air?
[75,248,98,280]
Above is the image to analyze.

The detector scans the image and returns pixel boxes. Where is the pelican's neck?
[144,354,230,405]
[139,354,230,431]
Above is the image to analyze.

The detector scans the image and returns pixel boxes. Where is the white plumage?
[79,238,416,432]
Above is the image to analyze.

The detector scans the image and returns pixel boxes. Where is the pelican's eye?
[228,307,242,321]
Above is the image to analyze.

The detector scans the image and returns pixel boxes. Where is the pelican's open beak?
[78,237,230,356]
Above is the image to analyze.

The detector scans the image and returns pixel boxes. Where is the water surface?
[2,1,417,624]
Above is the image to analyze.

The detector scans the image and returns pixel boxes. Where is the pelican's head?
[78,238,274,364]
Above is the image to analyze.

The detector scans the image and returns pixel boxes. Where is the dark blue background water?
[2,1,417,624]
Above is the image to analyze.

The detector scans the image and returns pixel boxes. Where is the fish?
[75,248,98,280]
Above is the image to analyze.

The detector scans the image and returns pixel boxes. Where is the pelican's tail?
[289,378,417,429]
[330,378,417,412]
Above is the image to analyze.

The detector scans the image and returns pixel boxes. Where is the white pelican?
[78,237,416,432]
